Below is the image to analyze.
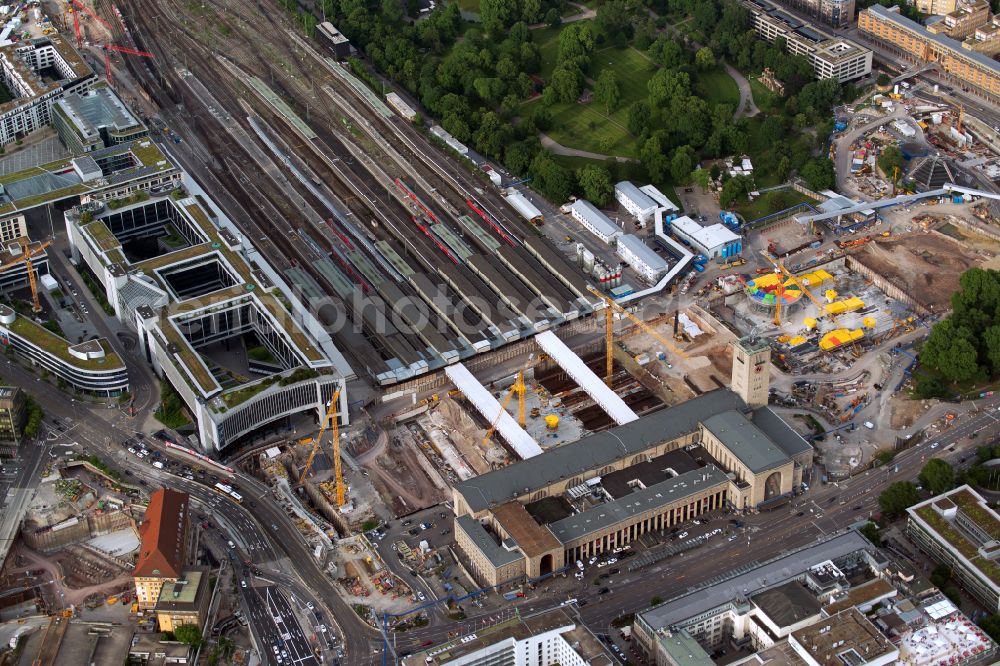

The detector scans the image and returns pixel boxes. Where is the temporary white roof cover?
[535,330,639,426]
[505,190,543,221]
[445,363,542,460]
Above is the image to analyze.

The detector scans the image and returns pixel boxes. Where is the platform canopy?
[535,330,639,426]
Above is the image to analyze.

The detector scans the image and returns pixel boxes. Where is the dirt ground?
[362,432,448,517]
[854,231,986,311]
[889,396,935,430]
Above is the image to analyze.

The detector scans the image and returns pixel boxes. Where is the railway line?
[117,0,598,382]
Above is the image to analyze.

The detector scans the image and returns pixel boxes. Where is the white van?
[228,540,235,549]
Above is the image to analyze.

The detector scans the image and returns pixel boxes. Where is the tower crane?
[773,268,784,327]
[482,366,528,447]
[760,252,837,324]
[101,44,154,88]
[587,286,687,383]
[0,240,51,313]
[298,387,347,507]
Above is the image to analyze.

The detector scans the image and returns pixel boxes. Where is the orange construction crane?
[773,268,784,327]
[588,286,687,378]
[482,365,529,447]
[0,240,51,313]
[102,44,153,88]
[761,253,838,324]
[298,387,345,506]
[891,165,900,196]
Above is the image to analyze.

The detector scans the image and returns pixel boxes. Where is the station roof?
[703,410,792,473]
[455,515,523,568]
[638,531,872,632]
[547,465,729,543]
[454,390,746,514]
[751,407,813,458]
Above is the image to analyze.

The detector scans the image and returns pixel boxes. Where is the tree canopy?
[878,481,921,519]
[919,459,955,496]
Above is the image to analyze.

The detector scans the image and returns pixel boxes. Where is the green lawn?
[533,25,566,81]
[749,77,781,113]
[528,45,657,158]
[733,188,819,222]
[692,65,740,107]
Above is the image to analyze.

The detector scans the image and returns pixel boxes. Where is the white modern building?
[0,36,96,146]
[569,199,622,244]
[615,181,658,224]
[669,216,742,259]
[640,184,679,213]
[0,304,129,396]
[616,234,669,282]
[65,183,352,453]
[402,608,613,666]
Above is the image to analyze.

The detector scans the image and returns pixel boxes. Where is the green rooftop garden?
[84,220,121,252]
[6,315,123,370]
[915,504,1000,586]
[952,489,1000,540]
[129,140,171,169]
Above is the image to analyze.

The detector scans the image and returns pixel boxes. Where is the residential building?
[0,305,129,397]
[52,86,147,154]
[0,36,96,146]
[743,0,872,81]
[926,0,991,39]
[134,489,191,610]
[906,485,1000,612]
[0,386,25,455]
[155,567,211,632]
[453,348,813,587]
[568,199,622,244]
[917,0,960,13]
[779,0,856,28]
[669,216,742,259]
[65,189,350,452]
[402,608,613,666]
[859,4,1000,102]
[615,234,669,282]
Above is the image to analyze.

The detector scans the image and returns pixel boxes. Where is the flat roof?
[617,234,669,272]
[751,580,823,628]
[455,514,523,568]
[822,578,896,615]
[866,4,1000,74]
[703,410,791,474]
[638,531,873,632]
[491,502,561,557]
[54,87,142,140]
[656,630,714,666]
[548,466,729,543]
[3,313,123,371]
[156,567,208,610]
[601,448,701,499]
[455,390,746,514]
[790,608,897,664]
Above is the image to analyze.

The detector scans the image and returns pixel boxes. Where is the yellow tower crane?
[482,368,527,446]
[588,287,687,378]
[0,240,51,313]
[761,253,838,324]
[298,387,346,507]
[773,268,784,327]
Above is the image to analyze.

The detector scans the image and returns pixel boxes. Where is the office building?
[744,0,873,81]
[52,86,147,154]
[615,181,659,225]
[859,4,1000,101]
[569,199,623,245]
[616,234,669,282]
[65,189,349,452]
[402,608,613,666]
[0,214,25,243]
[134,489,191,610]
[0,304,129,397]
[779,0,856,28]
[155,566,211,632]
[0,36,95,147]
[906,485,1000,612]
[0,386,24,455]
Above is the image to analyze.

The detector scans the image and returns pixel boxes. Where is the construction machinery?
[482,368,527,447]
[298,387,346,507]
[891,165,900,196]
[0,240,51,313]
[102,44,154,88]
[761,253,837,324]
[588,286,687,384]
[719,257,746,270]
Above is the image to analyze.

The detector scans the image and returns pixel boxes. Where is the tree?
[876,72,891,87]
[877,146,905,180]
[647,69,690,106]
[981,614,1000,643]
[481,0,517,35]
[670,145,695,182]
[174,624,203,648]
[577,165,613,205]
[799,158,835,191]
[691,167,711,192]
[530,152,576,202]
[921,318,981,383]
[719,175,754,208]
[930,564,952,589]
[695,46,715,71]
[858,521,881,546]
[474,112,511,159]
[919,459,956,495]
[594,70,621,115]
[878,481,920,519]
[640,133,670,181]
[550,65,582,103]
[650,595,664,606]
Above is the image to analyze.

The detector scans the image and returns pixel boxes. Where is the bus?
[214,483,243,504]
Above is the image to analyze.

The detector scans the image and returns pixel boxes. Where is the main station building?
[453,336,814,586]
